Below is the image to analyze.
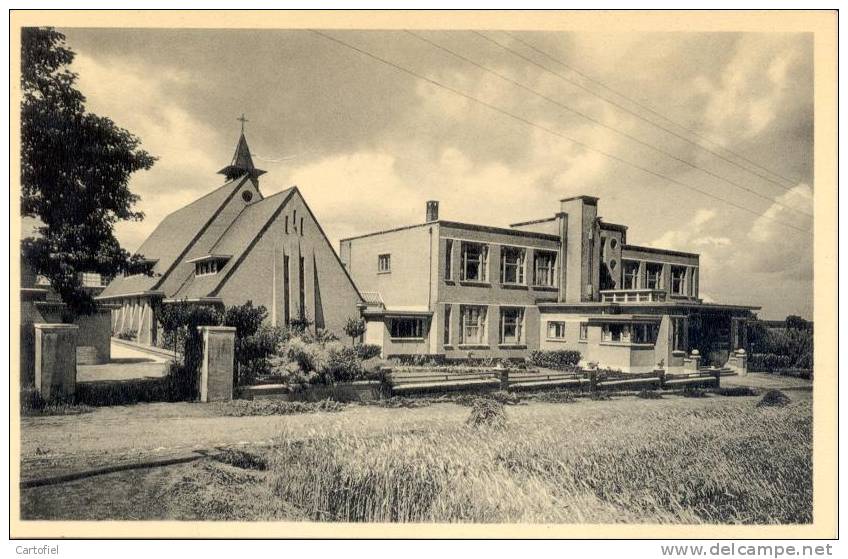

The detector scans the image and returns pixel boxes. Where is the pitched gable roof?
[99,176,249,299]
[173,188,295,300]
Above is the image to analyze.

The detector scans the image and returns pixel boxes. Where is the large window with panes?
[670,266,687,295]
[645,263,663,289]
[460,305,487,344]
[547,321,566,340]
[460,242,489,282]
[390,318,426,339]
[500,246,526,285]
[533,250,557,287]
[499,307,524,345]
[623,260,640,289]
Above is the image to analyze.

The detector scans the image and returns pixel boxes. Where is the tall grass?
[266,400,811,523]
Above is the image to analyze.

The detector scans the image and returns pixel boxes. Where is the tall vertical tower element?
[560,195,600,303]
[218,114,266,184]
[425,200,440,222]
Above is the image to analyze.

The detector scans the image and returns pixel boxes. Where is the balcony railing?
[600,289,667,303]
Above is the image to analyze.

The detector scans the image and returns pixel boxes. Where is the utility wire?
[407,30,810,219]
[485,31,803,193]
[309,30,809,233]
[504,31,799,189]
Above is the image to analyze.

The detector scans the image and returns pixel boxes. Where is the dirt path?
[19,393,785,483]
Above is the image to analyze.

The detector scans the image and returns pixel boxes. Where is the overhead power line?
[406,30,810,220]
[504,31,800,189]
[309,30,809,233]
[481,31,803,194]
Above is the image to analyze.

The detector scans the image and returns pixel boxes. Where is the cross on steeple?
[218,114,266,183]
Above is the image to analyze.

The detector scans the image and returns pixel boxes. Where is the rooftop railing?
[600,289,667,303]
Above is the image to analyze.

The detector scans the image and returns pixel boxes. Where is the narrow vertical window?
[285,216,289,234]
[443,305,452,346]
[579,322,588,341]
[298,256,305,320]
[444,239,453,280]
[283,255,290,325]
[300,217,304,236]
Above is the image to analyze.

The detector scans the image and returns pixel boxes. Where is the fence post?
[657,369,666,390]
[197,325,236,403]
[33,323,78,402]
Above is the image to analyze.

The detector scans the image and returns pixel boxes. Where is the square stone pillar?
[34,323,78,402]
[197,325,236,403]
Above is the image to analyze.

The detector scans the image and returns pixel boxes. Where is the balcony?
[600,289,667,303]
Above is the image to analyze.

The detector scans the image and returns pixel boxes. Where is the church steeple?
[218,114,266,182]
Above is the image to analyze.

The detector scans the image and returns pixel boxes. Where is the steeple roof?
[218,132,266,181]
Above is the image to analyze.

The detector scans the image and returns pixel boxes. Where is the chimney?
[426,200,439,222]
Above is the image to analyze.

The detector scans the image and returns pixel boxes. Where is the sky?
[56,28,814,319]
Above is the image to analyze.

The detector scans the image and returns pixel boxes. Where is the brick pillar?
[197,326,236,402]
[34,323,78,402]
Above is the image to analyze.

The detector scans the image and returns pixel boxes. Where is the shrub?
[323,343,366,383]
[355,344,382,360]
[682,386,708,398]
[466,399,507,429]
[637,388,662,399]
[714,386,759,397]
[526,349,581,371]
[234,325,285,386]
[222,301,266,338]
[749,353,793,372]
[214,449,268,471]
[758,389,791,408]
[532,389,577,403]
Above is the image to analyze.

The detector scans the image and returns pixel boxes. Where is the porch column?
[637,261,646,289]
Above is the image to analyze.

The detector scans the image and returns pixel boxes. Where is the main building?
[341,196,757,372]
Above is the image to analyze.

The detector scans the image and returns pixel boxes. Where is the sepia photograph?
[9,9,837,539]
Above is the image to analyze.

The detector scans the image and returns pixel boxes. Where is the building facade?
[98,132,364,345]
[340,196,757,372]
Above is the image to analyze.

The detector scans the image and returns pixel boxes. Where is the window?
[443,306,452,345]
[533,250,557,287]
[460,242,489,282]
[547,321,566,340]
[579,322,589,341]
[195,260,219,276]
[500,307,524,345]
[444,239,453,280]
[285,216,289,234]
[460,305,487,345]
[378,254,391,273]
[623,260,639,289]
[602,323,630,343]
[298,256,305,320]
[671,317,686,351]
[500,246,526,285]
[390,318,425,339]
[300,217,304,236]
[632,323,659,344]
[283,255,290,325]
[671,266,686,295]
[241,190,253,203]
[645,263,663,289]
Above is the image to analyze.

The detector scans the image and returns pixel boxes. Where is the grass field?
[21,391,812,524]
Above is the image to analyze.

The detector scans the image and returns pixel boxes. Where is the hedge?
[526,349,581,370]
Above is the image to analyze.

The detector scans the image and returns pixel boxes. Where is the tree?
[21,27,156,315]
[343,316,367,345]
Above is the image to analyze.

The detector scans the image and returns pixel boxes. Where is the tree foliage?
[21,27,156,315]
